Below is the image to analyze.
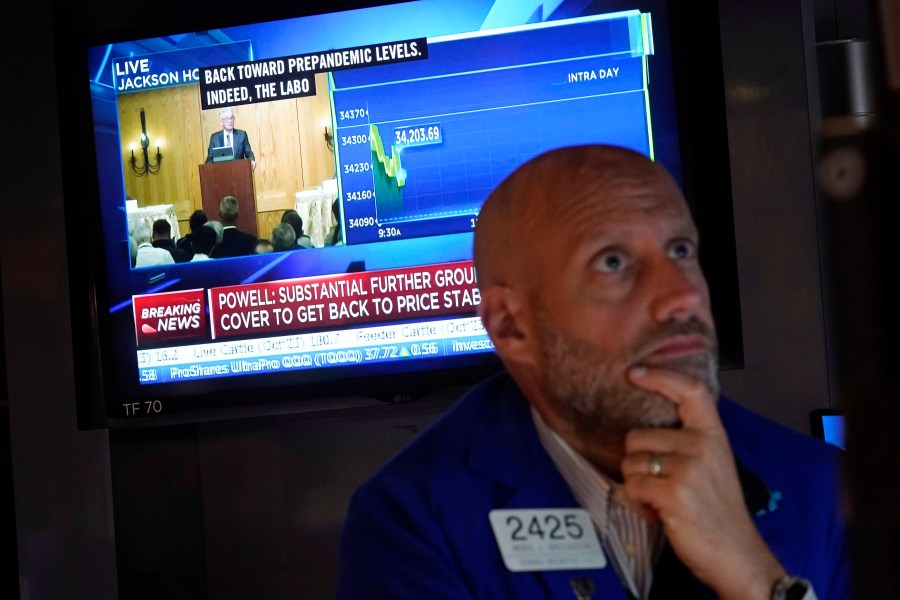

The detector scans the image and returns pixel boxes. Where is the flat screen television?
[58,0,742,428]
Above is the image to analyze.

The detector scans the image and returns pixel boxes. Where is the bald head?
[473,144,716,452]
[474,145,683,292]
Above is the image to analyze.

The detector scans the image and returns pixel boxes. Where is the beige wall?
[119,72,335,236]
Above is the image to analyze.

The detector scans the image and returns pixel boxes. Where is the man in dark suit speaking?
[205,107,256,171]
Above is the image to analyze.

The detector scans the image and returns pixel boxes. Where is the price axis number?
[338,125,378,232]
[345,189,374,202]
[344,161,372,174]
[348,216,376,229]
[340,132,369,147]
[338,107,369,125]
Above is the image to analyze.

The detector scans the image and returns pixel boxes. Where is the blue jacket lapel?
[461,378,799,600]
[465,378,629,600]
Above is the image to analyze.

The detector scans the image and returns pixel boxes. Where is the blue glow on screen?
[822,415,845,449]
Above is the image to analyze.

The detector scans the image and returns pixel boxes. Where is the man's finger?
[620,450,686,479]
[624,427,693,455]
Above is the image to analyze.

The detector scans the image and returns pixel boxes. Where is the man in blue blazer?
[337,146,849,599]
[205,107,256,170]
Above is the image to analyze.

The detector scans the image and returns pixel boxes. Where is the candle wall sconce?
[130,108,162,175]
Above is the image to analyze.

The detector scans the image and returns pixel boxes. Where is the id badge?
[488,508,606,572]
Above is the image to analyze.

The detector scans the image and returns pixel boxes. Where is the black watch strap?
[772,575,813,600]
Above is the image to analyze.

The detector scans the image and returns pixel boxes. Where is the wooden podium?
[199,159,258,237]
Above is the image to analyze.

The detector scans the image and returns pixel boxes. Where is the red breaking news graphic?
[132,288,208,347]
[207,260,480,340]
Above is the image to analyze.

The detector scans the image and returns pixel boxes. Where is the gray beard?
[535,314,720,438]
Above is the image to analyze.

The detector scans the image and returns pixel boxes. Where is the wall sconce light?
[324,125,334,152]
[130,108,162,175]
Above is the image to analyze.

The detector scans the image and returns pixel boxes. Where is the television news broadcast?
[82,0,702,424]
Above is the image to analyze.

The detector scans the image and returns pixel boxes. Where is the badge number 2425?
[488,509,606,572]
[505,512,584,541]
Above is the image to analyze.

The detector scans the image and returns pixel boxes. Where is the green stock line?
[369,124,407,187]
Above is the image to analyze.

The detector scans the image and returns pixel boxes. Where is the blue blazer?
[337,373,849,599]
[205,128,255,163]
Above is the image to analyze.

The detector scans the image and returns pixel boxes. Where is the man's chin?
[637,355,719,397]
[630,393,681,429]
[566,388,681,436]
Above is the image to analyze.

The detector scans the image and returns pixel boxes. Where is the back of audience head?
[330,198,342,245]
[281,209,305,240]
[271,222,297,252]
[204,220,224,244]
[255,239,274,254]
[152,219,172,242]
[129,236,138,266]
[133,225,152,246]
[219,195,240,225]
[192,225,217,257]
[189,209,208,232]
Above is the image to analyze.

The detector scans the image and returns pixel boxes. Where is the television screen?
[65,0,740,427]
[810,409,846,449]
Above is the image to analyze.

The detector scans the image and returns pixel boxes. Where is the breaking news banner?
[200,37,428,109]
[132,289,208,346]
[131,260,479,347]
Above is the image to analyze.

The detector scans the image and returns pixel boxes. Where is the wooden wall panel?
[298,73,337,188]
[118,85,202,221]
[257,211,285,244]
[249,98,304,201]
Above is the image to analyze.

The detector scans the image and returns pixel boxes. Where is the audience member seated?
[204,220,224,247]
[281,209,313,248]
[189,225,217,261]
[211,195,257,258]
[151,219,191,263]
[255,239,274,254]
[271,222,297,252]
[133,224,174,267]
[328,198,342,246]
[128,236,138,268]
[177,209,209,257]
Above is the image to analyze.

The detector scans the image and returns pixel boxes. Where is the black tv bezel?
[54,0,743,430]
[809,407,845,441]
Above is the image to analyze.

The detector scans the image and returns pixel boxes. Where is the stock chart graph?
[331,11,654,244]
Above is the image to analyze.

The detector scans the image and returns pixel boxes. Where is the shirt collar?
[530,406,616,531]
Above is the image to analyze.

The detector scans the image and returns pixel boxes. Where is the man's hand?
[620,366,786,600]
[251,160,257,171]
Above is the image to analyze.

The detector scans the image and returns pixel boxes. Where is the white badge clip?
[489,508,606,572]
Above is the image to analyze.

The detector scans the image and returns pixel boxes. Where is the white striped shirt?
[532,407,664,599]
